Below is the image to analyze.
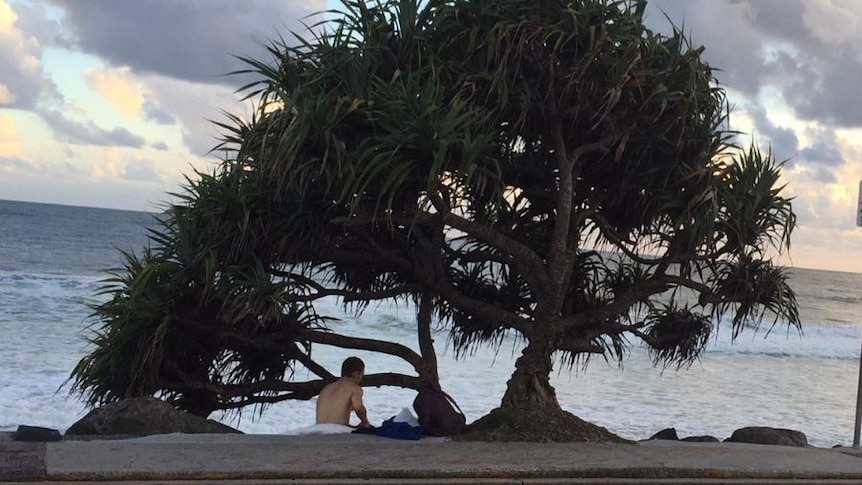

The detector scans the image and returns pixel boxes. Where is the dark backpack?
[412,386,466,436]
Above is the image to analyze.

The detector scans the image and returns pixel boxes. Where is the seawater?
[1,198,861,447]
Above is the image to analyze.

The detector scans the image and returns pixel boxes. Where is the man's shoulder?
[324,378,361,392]
[342,379,362,391]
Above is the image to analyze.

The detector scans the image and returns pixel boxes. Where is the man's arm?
[351,386,371,427]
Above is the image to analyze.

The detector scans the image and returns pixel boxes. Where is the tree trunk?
[501,337,561,414]
[476,335,627,442]
[416,293,440,388]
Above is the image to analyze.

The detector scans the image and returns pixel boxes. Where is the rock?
[647,428,679,440]
[681,435,720,442]
[726,426,807,447]
[66,398,242,437]
[12,425,62,442]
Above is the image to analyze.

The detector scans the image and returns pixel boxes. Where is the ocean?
[1,198,861,447]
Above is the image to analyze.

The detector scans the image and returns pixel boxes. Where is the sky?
[1,1,862,273]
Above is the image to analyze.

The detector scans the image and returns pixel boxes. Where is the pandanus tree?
[71,0,798,439]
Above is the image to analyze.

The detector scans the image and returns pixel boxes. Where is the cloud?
[152,141,168,151]
[0,0,58,108]
[772,125,845,184]
[47,0,325,85]
[780,46,862,127]
[0,152,78,177]
[0,167,170,211]
[83,66,144,117]
[90,147,121,179]
[0,83,14,104]
[83,66,177,126]
[645,0,774,95]
[800,142,844,167]
[745,104,800,161]
[143,99,175,125]
[3,0,61,46]
[0,156,29,172]
[793,147,843,184]
[0,114,21,156]
[88,149,163,183]
[801,0,862,47]
[123,159,163,182]
[39,109,146,148]
[0,0,14,28]
[642,0,862,260]
[647,0,862,128]
[143,74,246,156]
[747,1,862,126]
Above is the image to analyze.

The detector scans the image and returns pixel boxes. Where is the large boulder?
[12,425,62,442]
[726,426,808,447]
[646,428,679,441]
[66,398,242,437]
[644,428,719,443]
[681,435,720,443]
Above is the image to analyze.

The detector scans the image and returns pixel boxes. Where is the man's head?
[341,356,365,382]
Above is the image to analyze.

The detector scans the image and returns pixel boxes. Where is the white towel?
[286,423,355,435]
[392,407,420,427]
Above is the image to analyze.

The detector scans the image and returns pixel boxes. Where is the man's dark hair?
[341,356,365,377]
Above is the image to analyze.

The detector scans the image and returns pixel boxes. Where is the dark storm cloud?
[765,126,799,159]
[790,128,843,184]
[8,1,63,42]
[39,109,146,148]
[800,142,844,167]
[48,0,325,85]
[748,98,844,181]
[645,0,862,128]
[780,45,862,127]
[644,0,775,95]
[741,0,809,41]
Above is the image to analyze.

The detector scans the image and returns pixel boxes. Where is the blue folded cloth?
[376,418,423,440]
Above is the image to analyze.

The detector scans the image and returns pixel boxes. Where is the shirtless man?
[315,357,372,428]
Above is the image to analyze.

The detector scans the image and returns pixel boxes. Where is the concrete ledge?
[0,440,45,481]
[11,478,859,485]
[3,434,862,482]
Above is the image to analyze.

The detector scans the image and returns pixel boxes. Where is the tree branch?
[565,132,620,165]
[286,284,421,303]
[441,211,550,294]
[556,339,605,354]
[303,328,425,372]
[563,277,670,331]
[338,206,535,337]
[163,372,423,405]
[546,116,576,314]
[587,210,735,270]
[291,344,336,381]
[427,274,530,333]
[444,246,513,266]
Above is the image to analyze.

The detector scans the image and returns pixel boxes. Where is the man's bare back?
[315,357,371,427]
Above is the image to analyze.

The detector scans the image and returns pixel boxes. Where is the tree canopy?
[70,0,798,439]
